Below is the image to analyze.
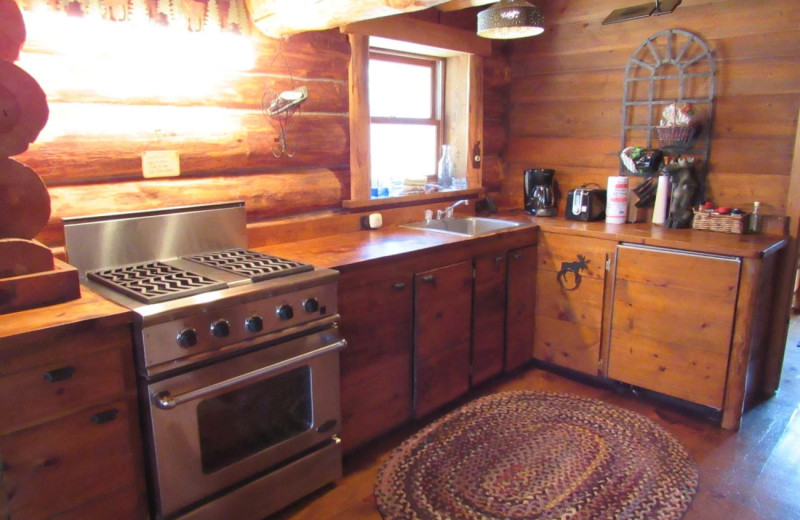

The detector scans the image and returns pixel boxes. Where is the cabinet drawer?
[0,400,140,519]
[0,347,129,435]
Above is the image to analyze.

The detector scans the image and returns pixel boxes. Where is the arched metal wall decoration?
[620,29,715,167]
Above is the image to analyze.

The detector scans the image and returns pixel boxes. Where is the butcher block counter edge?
[514,212,787,259]
[0,286,133,348]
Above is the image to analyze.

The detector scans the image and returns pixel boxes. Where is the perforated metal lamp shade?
[477,0,544,39]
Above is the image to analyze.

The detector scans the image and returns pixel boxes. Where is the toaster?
[566,184,606,222]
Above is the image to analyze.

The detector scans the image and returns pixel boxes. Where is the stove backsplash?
[63,201,248,276]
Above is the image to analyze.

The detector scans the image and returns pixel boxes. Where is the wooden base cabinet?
[471,252,507,385]
[534,233,615,375]
[338,265,414,453]
[414,261,473,418]
[607,244,741,409]
[0,323,147,520]
[505,246,537,372]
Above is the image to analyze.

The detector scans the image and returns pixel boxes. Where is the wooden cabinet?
[337,264,414,453]
[607,244,741,409]
[534,233,615,375]
[414,261,473,417]
[0,318,147,520]
[471,251,507,385]
[505,245,537,372]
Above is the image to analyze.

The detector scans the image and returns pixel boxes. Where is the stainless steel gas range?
[63,201,345,520]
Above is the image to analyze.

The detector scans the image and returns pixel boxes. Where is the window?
[369,50,443,197]
[343,19,490,204]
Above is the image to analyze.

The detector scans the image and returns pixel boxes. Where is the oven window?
[197,366,312,474]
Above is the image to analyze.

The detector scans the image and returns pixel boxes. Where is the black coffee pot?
[524,169,556,216]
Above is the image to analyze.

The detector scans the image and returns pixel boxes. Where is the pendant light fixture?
[477,0,544,40]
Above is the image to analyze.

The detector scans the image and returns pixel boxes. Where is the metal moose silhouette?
[557,254,590,291]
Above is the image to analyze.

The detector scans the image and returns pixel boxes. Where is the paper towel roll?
[605,176,629,224]
[652,174,671,225]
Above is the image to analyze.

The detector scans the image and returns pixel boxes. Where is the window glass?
[370,123,437,196]
[368,51,441,198]
[369,59,433,118]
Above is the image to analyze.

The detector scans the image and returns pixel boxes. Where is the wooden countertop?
[259,211,786,269]
[498,210,788,259]
[258,218,538,271]
[0,286,133,347]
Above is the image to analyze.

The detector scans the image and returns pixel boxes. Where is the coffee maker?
[524,168,556,216]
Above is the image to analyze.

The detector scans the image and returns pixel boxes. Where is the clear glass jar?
[437,144,453,189]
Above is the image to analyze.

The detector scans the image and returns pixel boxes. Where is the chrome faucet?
[437,199,469,220]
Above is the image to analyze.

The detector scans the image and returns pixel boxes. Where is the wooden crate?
[0,258,81,314]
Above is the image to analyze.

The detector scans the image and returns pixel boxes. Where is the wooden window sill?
[342,188,484,210]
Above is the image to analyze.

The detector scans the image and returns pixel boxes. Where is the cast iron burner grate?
[183,248,313,282]
[88,262,227,304]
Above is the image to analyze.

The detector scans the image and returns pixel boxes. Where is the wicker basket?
[655,125,696,148]
[692,210,748,234]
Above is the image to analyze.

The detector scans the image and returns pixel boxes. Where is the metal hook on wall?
[272,120,296,158]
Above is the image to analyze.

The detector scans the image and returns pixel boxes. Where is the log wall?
[501,0,800,217]
[14,6,510,248]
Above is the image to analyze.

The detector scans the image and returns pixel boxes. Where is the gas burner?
[88,261,226,304]
[183,248,313,282]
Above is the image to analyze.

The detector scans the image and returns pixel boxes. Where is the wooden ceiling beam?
[436,0,496,12]
[246,0,456,38]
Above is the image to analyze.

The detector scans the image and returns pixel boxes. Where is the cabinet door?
[472,252,507,386]
[0,401,141,519]
[608,245,740,408]
[414,261,472,417]
[338,269,414,453]
[505,245,537,371]
[535,233,614,375]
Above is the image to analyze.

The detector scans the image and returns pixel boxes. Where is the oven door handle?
[153,339,347,410]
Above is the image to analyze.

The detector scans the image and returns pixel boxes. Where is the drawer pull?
[392,282,407,291]
[42,366,75,383]
[513,252,522,259]
[90,409,119,425]
[495,256,504,263]
[421,275,435,284]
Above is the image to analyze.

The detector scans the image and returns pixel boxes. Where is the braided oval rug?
[375,391,698,520]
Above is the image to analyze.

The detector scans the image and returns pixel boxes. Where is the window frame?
[342,17,490,205]
[369,49,445,184]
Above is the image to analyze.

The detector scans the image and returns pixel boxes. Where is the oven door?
[144,326,345,518]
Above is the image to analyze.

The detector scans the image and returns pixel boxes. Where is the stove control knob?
[277,304,294,321]
[211,319,231,338]
[303,298,320,313]
[245,315,264,333]
[177,328,198,348]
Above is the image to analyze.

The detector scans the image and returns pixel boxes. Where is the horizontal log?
[19,50,348,111]
[19,106,348,184]
[38,168,349,247]
[482,119,507,156]
[481,154,504,193]
[251,29,351,81]
[484,87,507,120]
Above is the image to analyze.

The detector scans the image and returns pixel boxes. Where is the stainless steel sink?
[401,217,525,236]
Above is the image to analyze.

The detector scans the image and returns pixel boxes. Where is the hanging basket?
[655,125,697,149]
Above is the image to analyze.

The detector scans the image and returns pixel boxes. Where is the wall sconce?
[477,0,544,40]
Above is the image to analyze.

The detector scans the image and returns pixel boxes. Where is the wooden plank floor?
[272,316,800,520]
